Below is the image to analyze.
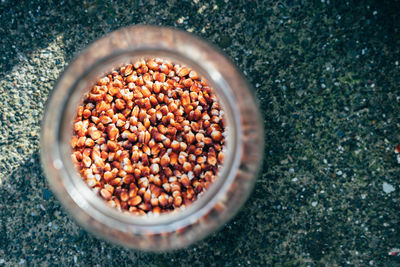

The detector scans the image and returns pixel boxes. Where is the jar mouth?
[54,49,242,231]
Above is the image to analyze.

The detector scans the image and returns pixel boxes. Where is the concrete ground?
[0,0,399,265]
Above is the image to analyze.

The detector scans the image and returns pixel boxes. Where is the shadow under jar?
[40,25,264,251]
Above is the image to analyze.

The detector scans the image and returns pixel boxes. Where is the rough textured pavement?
[0,0,399,266]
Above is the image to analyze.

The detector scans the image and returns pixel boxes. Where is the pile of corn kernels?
[71,58,225,215]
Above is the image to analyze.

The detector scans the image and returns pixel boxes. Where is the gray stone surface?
[1,0,400,265]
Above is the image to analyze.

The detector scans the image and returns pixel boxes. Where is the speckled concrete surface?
[1,0,400,266]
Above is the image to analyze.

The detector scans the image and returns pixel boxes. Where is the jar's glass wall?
[40,26,263,251]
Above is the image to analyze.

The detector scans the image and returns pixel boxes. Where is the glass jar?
[40,25,263,251]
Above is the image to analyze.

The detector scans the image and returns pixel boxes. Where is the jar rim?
[59,48,242,228]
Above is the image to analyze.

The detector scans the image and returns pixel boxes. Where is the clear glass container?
[40,25,263,251]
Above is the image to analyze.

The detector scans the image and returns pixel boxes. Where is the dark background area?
[0,0,399,265]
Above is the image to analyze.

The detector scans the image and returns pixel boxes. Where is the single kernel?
[128,195,142,206]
